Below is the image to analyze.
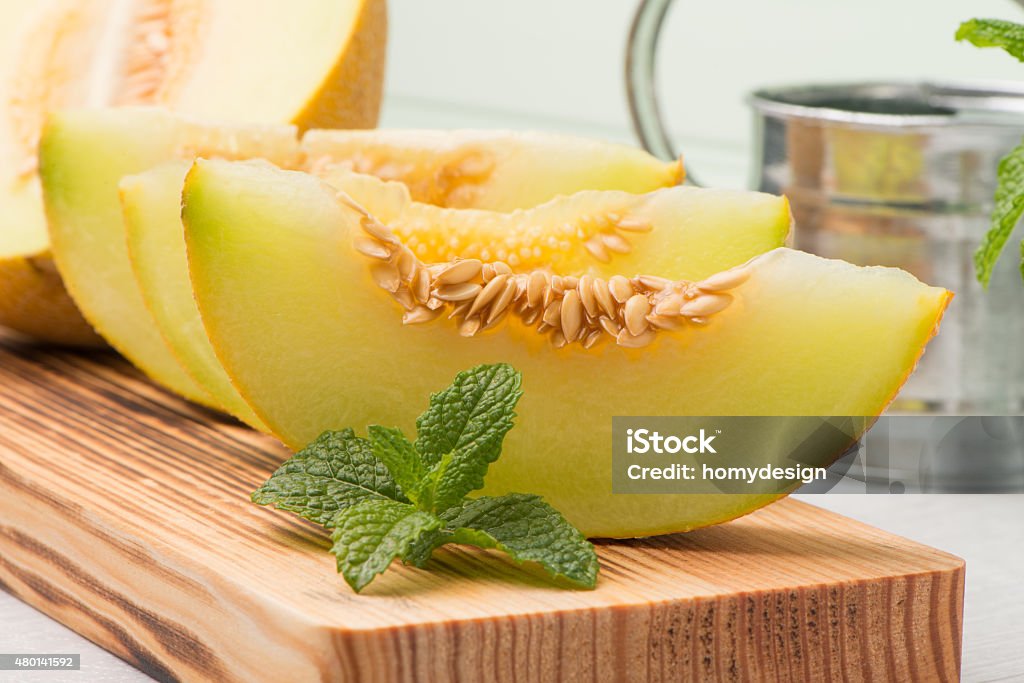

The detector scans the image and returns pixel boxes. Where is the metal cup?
[626,0,1024,415]
[624,0,1024,490]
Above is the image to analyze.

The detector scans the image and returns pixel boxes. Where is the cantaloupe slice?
[1,0,385,344]
[182,159,951,537]
[40,108,684,409]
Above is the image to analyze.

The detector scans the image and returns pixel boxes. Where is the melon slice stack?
[31,108,950,538]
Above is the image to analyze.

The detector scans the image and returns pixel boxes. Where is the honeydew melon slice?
[182,159,951,537]
[121,161,265,427]
[1,0,386,344]
[38,107,688,409]
[41,108,301,404]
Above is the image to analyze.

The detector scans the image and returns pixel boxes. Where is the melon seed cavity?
[338,192,752,349]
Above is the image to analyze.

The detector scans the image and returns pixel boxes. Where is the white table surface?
[2,494,1021,682]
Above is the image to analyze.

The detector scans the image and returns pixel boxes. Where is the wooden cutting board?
[0,332,964,682]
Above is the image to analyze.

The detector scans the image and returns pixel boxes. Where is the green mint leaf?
[412,453,451,513]
[367,425,426,503]
[956,19,1024,61]
[414,364,523,511]
[400,528,452,568]
[442,494,599,589]
[252,429,407,526]
[255,364,600,592]
[975,139,1024,286]
[330,498,442,591]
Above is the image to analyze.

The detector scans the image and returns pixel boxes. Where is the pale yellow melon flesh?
[0,0,385,344]
[182,159,951,538]
[121,161,266,428]
[41,109,302,405]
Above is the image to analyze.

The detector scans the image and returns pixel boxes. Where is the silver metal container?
[625,0,1024,490]
[626,0,1024,415]
[749,81,1024,414]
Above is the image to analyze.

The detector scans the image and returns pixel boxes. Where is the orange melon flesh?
[0,0,385,345]
[182,159,951,538]
[40,108,685,410]
[317,165,791,277]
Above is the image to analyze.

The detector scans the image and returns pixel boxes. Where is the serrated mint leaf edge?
[443,494,599,589]
[414,364,523,511]
[956,18,1024,62]
[368,425,426,503]
[975,138,1024,286]
[252,429,408,527]
[414,363,522,466]
[330,498,443,592]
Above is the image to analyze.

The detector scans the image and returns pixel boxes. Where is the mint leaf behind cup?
[957,18,1024,284]
[956,18,1024,61]
[975,139,1024,286]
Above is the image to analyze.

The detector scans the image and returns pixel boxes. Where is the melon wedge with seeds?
[0,0,385,344]
[121,161,788,425]
[40,108,686,408]
[182,159,951,538]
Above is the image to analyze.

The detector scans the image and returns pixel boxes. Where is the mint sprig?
[957,17,1024,285]
[414,363,522,512]
[976,139,1024,286]
[956,19,1024,61]
[253,364,599,592]
[251,428,407,525]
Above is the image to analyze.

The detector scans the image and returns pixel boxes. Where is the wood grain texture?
[0,332,965,682]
